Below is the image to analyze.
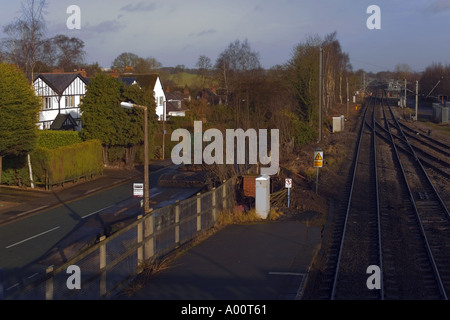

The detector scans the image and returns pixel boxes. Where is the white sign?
[285,178,292,188]
[133,183,144,197]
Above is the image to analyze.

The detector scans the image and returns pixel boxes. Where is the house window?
[159,97,164,106]
[65,96,75,108]
[43,97,52,110]
[42,121,52,130]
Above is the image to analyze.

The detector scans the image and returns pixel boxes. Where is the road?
[0,162,203,297]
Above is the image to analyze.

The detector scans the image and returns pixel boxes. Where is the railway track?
[319,90,450,300]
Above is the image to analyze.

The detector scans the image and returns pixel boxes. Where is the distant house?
[196,85,221,105]
[132,74,167,121]
[33,71,89,130]
[165,90,190,118]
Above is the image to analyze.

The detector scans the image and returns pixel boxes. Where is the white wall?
[153,77,167,121]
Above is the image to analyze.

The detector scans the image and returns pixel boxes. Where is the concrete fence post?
[99,235,106,296]
[144,212,154,260]
[212,188,217,223]
[197,193,201,232]
[137,215,143,264]
[222,180,227,210]
[45,266,54,300]
[175,201,180,245]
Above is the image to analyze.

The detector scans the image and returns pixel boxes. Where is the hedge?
[31,139,103,187]
[37,130,83,149]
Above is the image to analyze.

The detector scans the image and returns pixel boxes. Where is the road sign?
[133,183,144,197]
[285,178,292,188]
[314,150,323,168]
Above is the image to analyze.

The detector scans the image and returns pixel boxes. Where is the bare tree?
[196,55,212,87]
[43,34,85,71]
[215,39,261,127]
[1,0,48,81]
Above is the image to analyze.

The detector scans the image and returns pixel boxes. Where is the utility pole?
[346,77,349,116]
[162,101,166,160]
[415,81,419,121]
[319,47,323,142]
[363,72,366,95]
[404,79,407,108]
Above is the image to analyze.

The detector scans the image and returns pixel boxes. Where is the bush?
[37,130,82,149]
[1,155,34,186]
[32,139,103,185]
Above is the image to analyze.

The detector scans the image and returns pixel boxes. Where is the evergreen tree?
[80,74,156,166]
[0,63,41,184]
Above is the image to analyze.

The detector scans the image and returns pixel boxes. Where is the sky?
[1,0,450,73]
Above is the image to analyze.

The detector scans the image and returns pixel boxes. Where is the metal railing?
[5,177,237,300]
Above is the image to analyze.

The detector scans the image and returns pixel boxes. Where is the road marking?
[81,205,114,219]
[7,283,19,291]
[27,272,39,279]
[268,272,305,276]
[5,226,60,249]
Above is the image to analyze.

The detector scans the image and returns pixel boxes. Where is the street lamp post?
[162,101,166,160]
[121,102,150,214]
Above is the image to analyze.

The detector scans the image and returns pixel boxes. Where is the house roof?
[35,73,89,95]
[50,113,78,130]
[166,101,183,112]
[132,74,161,91]
[120,77,138,86]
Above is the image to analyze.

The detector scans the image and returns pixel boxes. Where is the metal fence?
[5,177,237,300]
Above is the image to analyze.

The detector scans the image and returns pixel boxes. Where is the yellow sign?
[314,151,323,168]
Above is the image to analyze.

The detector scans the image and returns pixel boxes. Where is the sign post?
[285,178,292,208]
[133,183,144,197]
[314,148,323,194]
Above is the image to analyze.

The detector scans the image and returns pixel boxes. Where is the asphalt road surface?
[0,162,202,297]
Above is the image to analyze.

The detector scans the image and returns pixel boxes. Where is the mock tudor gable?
[33,72,89,130]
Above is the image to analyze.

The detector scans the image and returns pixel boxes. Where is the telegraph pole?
[319,47,323,142]
[404,79,407,108]
[415,81,418,121]
[346,77,349,116]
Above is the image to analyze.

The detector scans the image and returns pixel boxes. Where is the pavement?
[0,159,322,301]
[117,221,321,300]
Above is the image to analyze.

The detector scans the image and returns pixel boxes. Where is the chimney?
[79,69,87,78]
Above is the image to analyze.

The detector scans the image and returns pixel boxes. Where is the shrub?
[37,130,82,149]
[32,139,103,185]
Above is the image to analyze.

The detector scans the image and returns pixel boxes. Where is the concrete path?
[117,220,321,300]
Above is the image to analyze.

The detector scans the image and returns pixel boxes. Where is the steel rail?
[330,96,372,300]
[381,93,448,300]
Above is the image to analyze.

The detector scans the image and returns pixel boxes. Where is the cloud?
[83,20,125,33]
[425,0,450,13]
[120,2,158,12]
[197,29,217,37]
